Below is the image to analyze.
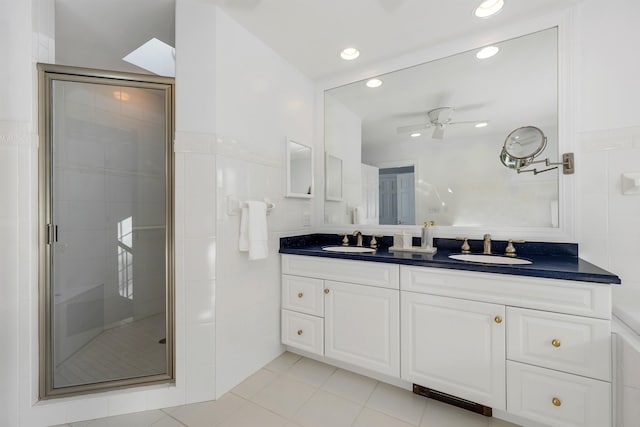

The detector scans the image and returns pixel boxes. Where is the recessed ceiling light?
[475,122,488,128]
[474,0,504,18]
[340,47,360,60]
[410,132,421,137]
[476,46,499,59]
[366,78,383,88]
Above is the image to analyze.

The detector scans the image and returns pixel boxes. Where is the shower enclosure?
[38,64,174,398]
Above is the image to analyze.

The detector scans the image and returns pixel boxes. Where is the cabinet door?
[324,281,400,376]
[401,291,506,410]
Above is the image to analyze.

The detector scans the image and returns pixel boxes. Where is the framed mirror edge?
[285,137,314,199]
[313,10,577,242]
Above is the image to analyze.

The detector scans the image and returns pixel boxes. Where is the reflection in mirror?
[324,27,559,228]
[325,154,343,202]
[286,139,313,198]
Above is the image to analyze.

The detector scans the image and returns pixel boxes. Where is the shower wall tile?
[0,140,20,427]
[183,152,216,239]
[186,322,216,367]
[183,238,217,282]
[185,279,216,324]
[185,361,216,404]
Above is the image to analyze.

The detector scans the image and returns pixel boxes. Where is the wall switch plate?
[622,172,640,195]
[303,212,311,226]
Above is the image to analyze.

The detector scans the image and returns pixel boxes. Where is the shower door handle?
[46,224,58,244]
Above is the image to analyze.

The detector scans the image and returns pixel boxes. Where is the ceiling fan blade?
[454,102,486,112]
[397,123,431,134]
[432,126,445,139]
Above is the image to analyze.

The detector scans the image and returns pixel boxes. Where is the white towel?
[239,201,268,260]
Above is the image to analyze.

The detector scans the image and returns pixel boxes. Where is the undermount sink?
[322,246,376,254]
[448,254,532,265]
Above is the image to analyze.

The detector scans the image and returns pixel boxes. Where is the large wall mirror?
[324,27,560,229]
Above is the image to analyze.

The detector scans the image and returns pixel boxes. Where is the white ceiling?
[55,0,175,74]
[211,0,579,80]
[54,0,578,80]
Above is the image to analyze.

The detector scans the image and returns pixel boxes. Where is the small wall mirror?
[325,154,343,201]
[286,138,313,198]
[500,126,548,170]
[501,126,575,175]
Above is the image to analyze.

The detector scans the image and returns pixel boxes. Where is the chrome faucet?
[483,234,492,254]
[353,230,363,247]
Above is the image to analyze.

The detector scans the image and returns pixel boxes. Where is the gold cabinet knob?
[297,292,304,298]
[297,329,303,336]
[324,288,330,294]
[551,339,561,348]
[494,315,503,324]
[552,397,561,407]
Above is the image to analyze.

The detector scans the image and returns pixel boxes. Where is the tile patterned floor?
[55,314,167,387]
[51,352,521,427]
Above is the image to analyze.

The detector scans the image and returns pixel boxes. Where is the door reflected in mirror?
[324,27,559,228]
[286,138,313,198]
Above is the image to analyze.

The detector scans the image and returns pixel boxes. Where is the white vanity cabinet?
[281,255,400,377]
[280,254,615,427]
[400,265,613,427]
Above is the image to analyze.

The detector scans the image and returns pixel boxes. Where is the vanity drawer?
[282,275,324,316]
[507,308,611,381]
[400,266,611,319]
[281,310,323,355]
[282,255,399,289]
[507,361,611,427]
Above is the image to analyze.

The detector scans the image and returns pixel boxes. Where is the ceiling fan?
[396,107,482,139]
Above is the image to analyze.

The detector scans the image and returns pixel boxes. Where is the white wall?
[212,8,315,397]
[574,0,640,290]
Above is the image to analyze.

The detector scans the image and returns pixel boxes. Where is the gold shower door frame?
[37,64,175,399]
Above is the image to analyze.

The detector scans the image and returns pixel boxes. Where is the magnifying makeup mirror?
[500,126,574,175]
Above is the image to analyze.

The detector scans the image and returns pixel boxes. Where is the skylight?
[123,38,175,77]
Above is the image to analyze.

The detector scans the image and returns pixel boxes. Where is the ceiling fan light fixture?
[340,47,360,60]
[474,0,504,18]
[366,78,383,88]
[476,46,499,59]
[475,122,488,128]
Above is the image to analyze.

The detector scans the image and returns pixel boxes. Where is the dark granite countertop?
[279,234,621,285]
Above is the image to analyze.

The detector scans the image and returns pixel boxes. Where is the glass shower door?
[39,65,174,397]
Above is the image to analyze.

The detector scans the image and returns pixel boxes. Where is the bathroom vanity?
[279,235,620,427]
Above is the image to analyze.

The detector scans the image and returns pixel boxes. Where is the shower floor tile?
[55,314,167,388]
